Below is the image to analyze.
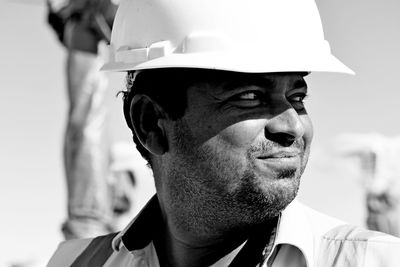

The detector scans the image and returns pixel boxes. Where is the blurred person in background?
[336,133,400,237]
[47,0,124,239]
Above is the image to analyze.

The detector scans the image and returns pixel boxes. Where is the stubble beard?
[164,119,308,240]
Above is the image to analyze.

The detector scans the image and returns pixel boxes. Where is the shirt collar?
[112,194,161,252]
[273,198,314,267]
[112,195,313,267]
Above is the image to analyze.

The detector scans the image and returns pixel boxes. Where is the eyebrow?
[222,76,276,93]
[220,73,308,95]
[293,79,308,90]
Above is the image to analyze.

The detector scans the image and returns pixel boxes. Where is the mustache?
[247,139,305,155]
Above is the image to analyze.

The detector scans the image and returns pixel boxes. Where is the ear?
[130,94,168,156]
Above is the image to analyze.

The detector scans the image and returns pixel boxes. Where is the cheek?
[217,119,267,148]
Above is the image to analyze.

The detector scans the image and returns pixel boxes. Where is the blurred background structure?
[1,0,400,266]
[334,133,400,237]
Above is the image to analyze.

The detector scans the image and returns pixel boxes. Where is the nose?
[264,108,305,146]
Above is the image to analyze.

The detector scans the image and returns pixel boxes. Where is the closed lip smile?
[255,151,301,172]
[257,151,301,159]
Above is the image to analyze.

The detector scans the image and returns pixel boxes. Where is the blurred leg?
[62,49,112,239]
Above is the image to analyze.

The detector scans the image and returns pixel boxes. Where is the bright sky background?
[1,0,400,266]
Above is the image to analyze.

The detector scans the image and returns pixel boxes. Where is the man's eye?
[290,95,305,102]
[288,93,308,110]
[229,91,263,108]
[238,92,259,100]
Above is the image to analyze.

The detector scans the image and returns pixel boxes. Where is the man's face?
[160,72,313,236]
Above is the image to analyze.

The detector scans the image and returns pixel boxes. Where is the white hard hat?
[102,0,354,74]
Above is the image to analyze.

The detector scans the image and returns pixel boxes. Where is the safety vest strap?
[71,232,119,267]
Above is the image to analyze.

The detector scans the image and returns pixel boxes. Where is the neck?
[154,200,276,267]
[154,223,249,267]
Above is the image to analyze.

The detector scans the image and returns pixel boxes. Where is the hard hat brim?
[102,51,354,75]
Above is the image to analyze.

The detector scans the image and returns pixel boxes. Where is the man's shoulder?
[317,224,400,266]
[322,223,400,243]
[47,232,119,267]
[292,201,400,242]
[290,201,400,266]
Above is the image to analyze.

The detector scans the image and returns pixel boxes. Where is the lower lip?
[255,156,300,169]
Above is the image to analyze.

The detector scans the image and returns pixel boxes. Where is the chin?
[232,169,301,223]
